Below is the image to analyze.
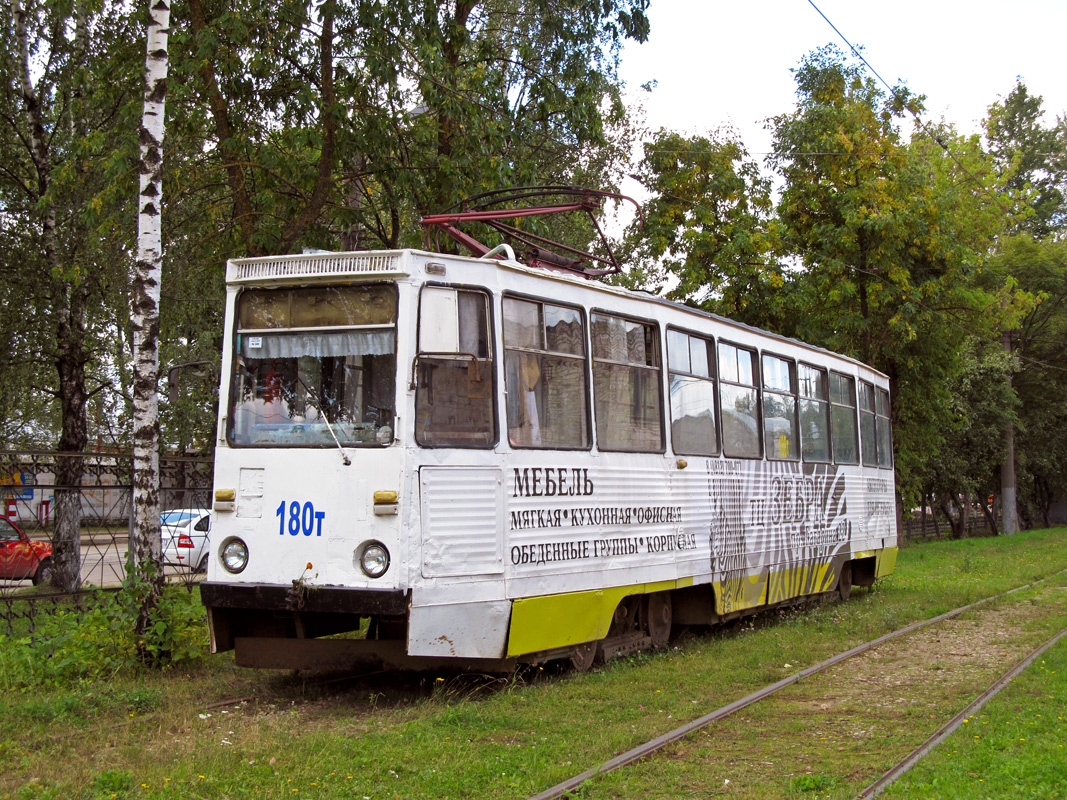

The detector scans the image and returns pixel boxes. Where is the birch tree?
[129,0,170,624]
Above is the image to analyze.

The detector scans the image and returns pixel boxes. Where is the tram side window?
[414,287,495,447]
[762,354,798,460]
[503,297,590,449]
[798,363,831,462]
[859,381,877,467]
[667,328,718,456]
[591,313,664,452]
[829,372,859,464]
[718,342,760,458]
[876,387,892,467]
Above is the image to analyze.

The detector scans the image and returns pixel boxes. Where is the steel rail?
[527,570,1067,800]
[854,624,1067,798]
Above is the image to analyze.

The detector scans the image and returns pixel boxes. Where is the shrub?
[0,584,207,689]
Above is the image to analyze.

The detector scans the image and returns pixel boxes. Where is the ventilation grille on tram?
[230,252,404,282]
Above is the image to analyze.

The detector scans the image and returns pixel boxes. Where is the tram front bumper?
[200,581,408,653]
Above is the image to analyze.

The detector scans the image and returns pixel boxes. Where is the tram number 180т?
[276,500,326,537]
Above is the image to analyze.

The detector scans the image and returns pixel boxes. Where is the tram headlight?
[358,541,390,578]
[220,537,249,574]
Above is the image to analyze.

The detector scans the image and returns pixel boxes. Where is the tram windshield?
[229,284,397,447]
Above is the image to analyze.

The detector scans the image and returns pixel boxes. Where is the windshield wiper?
[293,375,351,466]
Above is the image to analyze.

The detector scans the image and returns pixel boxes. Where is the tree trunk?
[130,0,171,633]
[928,494,941,537]
[185,0,260,255]
[340,154,366,252]
[277,0,336,253]
[427,0,475,215]
[51,282,91,591]
[13,0,87,590]
[187,0,336,255]
[938,494,963,539]
[1037,477,1051,529]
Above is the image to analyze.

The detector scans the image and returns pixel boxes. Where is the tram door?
[414,285,504,579]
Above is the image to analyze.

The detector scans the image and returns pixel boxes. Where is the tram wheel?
[837,561,852,601]
[644,592,672,647]
[610,597,640,635]
[569,641,597,672]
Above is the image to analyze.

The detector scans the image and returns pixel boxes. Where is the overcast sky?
[617,0,1067,163]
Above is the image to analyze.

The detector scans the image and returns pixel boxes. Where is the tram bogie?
[200,248,898,672]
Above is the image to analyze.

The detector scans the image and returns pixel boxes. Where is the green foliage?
[789,773,837,792]
[985,81,1067,238]
[770,48,1010,354]
[0,586,206,689]
[985,234,1067,527]
[4,0,650,454]
[144,0,651,451]
[629,45,1035,507]
[914,337,1016,510]
[90,770,134,798]
[622,128,781,324]
[0,0,143,449]
[167,0,649,257]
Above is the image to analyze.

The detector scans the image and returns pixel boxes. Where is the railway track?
[528,570,1067,800]
[855,624,1067,798]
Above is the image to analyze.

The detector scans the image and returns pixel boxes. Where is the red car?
[0,516,53,586]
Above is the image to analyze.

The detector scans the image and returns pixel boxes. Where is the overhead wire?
[799,1,1067,374]
[638,3,1059,371]
[805,0,1012,216]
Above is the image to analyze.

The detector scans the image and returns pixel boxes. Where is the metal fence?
[0,450,213,636]
[900,509,1000,542]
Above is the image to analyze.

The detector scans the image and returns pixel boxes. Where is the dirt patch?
[821,599,1050,716]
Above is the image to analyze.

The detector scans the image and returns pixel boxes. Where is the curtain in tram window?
[242,331,394,359]
[594,363,662,451]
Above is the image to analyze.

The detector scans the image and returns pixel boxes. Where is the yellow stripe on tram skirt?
[506,578,693,658]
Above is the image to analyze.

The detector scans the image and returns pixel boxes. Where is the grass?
[1,528,1067,800]
[578,579,1067,799]
[882,633,1067,800]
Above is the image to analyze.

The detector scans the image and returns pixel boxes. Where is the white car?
[161,509,213,573]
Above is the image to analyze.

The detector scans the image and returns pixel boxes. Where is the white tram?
[200,248,897,670]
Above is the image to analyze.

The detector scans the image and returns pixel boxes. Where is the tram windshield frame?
[227,284,398,448]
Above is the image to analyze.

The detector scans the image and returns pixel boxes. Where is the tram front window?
[229,285,397,447]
